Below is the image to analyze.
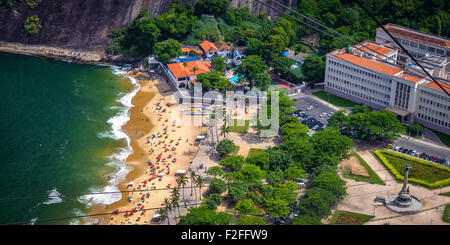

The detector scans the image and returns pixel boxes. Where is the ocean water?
[0,52,137,225]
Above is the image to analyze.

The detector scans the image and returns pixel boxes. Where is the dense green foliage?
[328,110,405,141]
[178,206,233,225]
[219,156,245,171]
[152,39,182,63]
[24,15,42,35]
[196,72,230,91]
[216,139,235,156]
[211,56,227,73]
[237,215,266,225]
[301,55,325,85]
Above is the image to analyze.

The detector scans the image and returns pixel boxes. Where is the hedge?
[375,150,450,189]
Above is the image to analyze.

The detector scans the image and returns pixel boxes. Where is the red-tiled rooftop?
[199,41,218,53]
[423,80,450,94]
[398,74,423,83]
[379,24,450,48]
[334,53,403,76]
[167,60,211,78]
[357,42,396,57]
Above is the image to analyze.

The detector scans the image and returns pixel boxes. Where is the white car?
[319,113,326,117]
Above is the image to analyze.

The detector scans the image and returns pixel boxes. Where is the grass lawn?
[381,152,450,183]
[427,128,450,147]
[313,91,361,108]
[227,119,249,133]
[342,150,385,185]
[247,148,265,158]
[329,210,374,225]
[443,204,450,223]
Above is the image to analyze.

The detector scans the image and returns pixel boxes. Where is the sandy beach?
[88,71,206,225]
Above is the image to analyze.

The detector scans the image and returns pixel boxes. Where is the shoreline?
[87,70,206,225]
[0,42,142,66]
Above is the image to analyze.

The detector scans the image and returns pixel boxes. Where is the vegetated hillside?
[0,0,297,56]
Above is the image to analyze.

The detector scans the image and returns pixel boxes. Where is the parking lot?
[392,137,450,162]
[291,96,338,131]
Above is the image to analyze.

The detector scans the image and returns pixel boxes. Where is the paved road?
[392,136,450,160]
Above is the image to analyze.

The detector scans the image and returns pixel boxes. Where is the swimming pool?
[229,76,240,83]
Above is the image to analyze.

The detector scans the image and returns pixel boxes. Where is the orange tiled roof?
[398,74,423,83]
[199,41,218,53]
[181,48,203,55]
[381,24,450,48]
[358,42,396,57]
[167,60,211,78]
[334,53,403,76]
[423,80,450,94]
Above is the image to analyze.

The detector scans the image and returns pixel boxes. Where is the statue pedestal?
[385,195,422,214]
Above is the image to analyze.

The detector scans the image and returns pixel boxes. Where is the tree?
[235,199,258,214]
[234,164,267,183]
[266,170,285,186]
[178,206,233,225]
[264,146,295,171]
[235,55,268,89]
[296,189,334,218]
[207,166,224,178]
[346,110,404,141]
[195,175,205,201]
[228,182,248,202]
[327,110,348,129]
[209,178,227,194]
[157,208,167,225]
[301,55,325,86]
[237,215,266,225]
[171,187,181,215]
[162,197,172,225]
[219,156,245,171]
[153,39,182,63]
[196,72,230,91]
[272,56,294,78]
[281,138,314,166]
[216,139,235,156]
[24,15,42,35]
[204,193,222,210]
[245,38,263,56]
[212,56,227,74]
[280,121,309,140]
[409,123,424,136]
[264,197,290,219]
[254,72,272,91]
[156,2,196,40]
[284,166,307,181]
[177,174,189,208]
[194,0,230,17]
[309,127,353,168]
[308,172,347,201]
[352,105,372,114]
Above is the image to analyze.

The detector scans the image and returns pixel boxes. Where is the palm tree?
[157,208,167,225]
[183,61,188,79]
[170,195,180,222]
[177,174,189,208]
[162,197,172,225]
[192,66,198,78]
[195,175,205,201]
[220,119,230,139]
[190,171,198,204]
[171,187,181,217]
[190,171,196,196]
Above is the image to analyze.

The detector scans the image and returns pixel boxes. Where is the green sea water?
[0,52,136,225]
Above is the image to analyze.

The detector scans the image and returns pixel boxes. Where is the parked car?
[319,113,326,118]
[328,112,334,117]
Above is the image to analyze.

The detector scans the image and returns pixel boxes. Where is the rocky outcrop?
[0,0,298,62]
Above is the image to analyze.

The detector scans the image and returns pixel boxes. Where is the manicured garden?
[329,210,374,225]
[313,91,360,108]
[374,150,450,189]
[342,150,385,185]
[443,204,450,223]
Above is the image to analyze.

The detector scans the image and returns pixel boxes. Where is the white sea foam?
[42,188,63,205]
[79,65,139,207]
[29,218,38,225]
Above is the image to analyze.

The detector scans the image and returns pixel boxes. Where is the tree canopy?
[153,39,182,63]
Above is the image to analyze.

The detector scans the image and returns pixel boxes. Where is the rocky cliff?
[0,0,297,62]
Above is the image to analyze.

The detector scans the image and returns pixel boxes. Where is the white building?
[199,40,245,65]
[324,40,450,134]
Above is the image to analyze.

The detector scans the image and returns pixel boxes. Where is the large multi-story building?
[324,39,450,134]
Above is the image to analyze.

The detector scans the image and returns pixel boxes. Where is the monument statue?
[385,163,422,214]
